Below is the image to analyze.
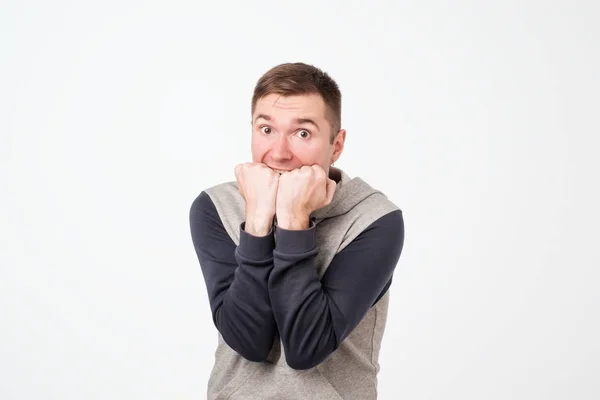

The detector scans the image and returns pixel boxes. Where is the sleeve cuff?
[275,219,317,255]
[238,222,275,261]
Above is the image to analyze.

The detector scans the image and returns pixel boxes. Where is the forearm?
[276,211,310,231]
[190,191,277,362]
[268,210,404,370]
[245,212,274,237]
[268,224,338,369]
[210,228,277,361]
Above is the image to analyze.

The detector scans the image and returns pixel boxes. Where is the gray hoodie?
[190,167,404,399]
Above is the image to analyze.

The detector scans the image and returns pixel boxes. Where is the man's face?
[251,93,345,174]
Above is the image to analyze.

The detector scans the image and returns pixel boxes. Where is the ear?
[330,129,346,164]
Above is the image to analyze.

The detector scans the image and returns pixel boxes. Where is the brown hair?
[251,62,342,142]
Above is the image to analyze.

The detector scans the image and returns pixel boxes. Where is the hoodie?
[190,167,404,399]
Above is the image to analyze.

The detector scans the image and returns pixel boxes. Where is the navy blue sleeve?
[189,191,277,362]
[268,210,404,370]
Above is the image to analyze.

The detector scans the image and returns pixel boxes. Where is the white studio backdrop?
[1,1,599,399]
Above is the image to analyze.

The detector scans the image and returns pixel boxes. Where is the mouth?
[271,168,292,174]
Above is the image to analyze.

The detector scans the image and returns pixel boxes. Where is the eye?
[260,126,272,134]
[296,129,311,139]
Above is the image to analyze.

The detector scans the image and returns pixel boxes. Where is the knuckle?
[234,165,243,176]
[314,167,325,180]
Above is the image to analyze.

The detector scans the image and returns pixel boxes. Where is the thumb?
[325,178,336,204]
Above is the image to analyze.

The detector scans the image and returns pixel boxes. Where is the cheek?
[251,137,267,162]
[292,145,329,165]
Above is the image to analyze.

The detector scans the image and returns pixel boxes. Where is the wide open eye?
[260,126,272,134]
[296,129,311,139]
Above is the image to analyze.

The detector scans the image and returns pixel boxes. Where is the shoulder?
[190,181,245,245]
[189,191,219,230]
[335,177,404,250]
[190,181,240,214]
[204,180,240,201]
[363,209,404,244]
[348,176,402,223]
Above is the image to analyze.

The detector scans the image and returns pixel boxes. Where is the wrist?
[245,213,273,237]
[276,212,310,231]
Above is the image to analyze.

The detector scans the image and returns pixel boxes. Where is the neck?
[328,166,342,183]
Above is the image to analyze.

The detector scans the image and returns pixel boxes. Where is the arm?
[268,210,404,370]
[189,191,277,362]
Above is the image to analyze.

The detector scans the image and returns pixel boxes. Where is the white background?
[2,1,599,399]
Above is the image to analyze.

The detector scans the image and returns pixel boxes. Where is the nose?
[270,134,292,161]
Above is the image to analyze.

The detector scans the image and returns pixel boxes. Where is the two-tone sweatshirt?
[189,167,404,399]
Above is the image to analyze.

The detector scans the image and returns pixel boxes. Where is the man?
[189,62,404,399]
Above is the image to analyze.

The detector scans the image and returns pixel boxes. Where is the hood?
[310,167,382,224]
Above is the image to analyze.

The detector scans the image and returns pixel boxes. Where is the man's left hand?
[276,165,336,230]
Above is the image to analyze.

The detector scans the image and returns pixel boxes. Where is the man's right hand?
[234,163,280,237]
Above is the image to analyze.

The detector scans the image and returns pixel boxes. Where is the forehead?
[253,93,327,120]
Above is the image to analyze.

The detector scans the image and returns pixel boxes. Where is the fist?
[234,162,280,221]
[276,165,336,230]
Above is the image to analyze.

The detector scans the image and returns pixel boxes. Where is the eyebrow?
[254,114,320,130]
[294,117,320,130]
[254,114,272,123]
